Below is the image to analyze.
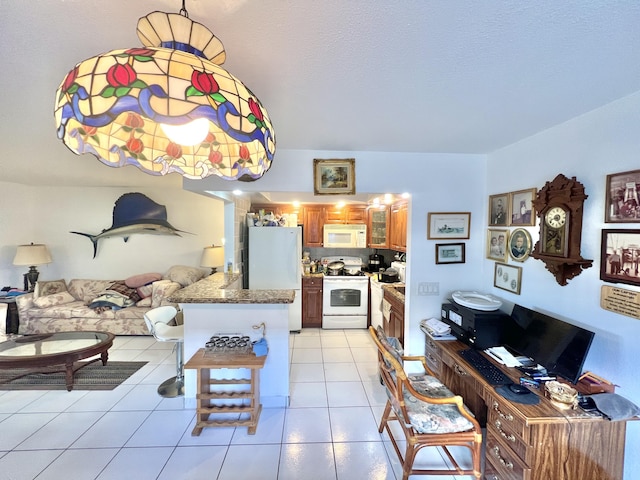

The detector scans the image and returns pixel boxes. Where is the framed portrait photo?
[510,188,536,226]
[313,158,356,195]
[427,212,471,239]
[435,243,465,264]
[605,169,640,222]
[486,229,509,262]
[509,228,532,262]
[494,262,522,295]
[600,229,640,287]
[488,193,510,226]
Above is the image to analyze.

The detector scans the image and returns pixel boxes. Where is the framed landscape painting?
[428,212,471,239]
[313,159,356,195]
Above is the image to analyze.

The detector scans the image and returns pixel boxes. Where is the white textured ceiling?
[1,0,639,188]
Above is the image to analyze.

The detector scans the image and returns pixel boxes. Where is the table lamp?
[200,245,225,274]
[13,243,52,292]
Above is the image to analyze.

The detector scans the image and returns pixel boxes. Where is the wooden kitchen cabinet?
[325,205,367,224]
[367,205,390,248]
[389,201,407,252]
[302,276,323,328]
[382,288,404,346]
[303,205,325,246]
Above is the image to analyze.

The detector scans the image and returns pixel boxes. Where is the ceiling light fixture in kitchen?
[54,0,275,182]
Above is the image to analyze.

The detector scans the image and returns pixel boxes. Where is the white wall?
[0,184,224,286]
[486,90,640,478]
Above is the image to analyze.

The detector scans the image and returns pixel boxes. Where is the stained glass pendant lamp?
[54,3,275,182]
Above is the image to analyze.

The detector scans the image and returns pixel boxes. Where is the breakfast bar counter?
[169,273,295,407]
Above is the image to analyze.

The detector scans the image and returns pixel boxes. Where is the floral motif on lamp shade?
[54,11,275,182]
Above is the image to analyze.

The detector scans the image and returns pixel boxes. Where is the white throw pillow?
[164,265,206,287]
[33,291,76,308]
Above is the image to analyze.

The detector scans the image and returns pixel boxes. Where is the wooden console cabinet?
[302,276,323,328]
[425,338,628,480]
[382,288,404,346]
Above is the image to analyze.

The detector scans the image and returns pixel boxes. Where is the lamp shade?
[54,11,275,182]
[13,244,52,266]
[200,245,225,269]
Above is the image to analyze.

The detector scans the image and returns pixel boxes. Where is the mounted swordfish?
[71,192,191,258]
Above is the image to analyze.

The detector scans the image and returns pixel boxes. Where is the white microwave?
[323,224,367,248]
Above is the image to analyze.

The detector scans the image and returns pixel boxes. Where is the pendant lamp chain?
[180,0,189,18]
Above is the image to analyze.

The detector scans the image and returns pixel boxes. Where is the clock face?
[545,206,567,228]
[542,206,569,256]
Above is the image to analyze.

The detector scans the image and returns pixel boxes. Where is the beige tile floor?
[0,328,475,479]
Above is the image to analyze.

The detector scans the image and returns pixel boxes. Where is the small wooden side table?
[185,348,267,436]
[0,297,19,334]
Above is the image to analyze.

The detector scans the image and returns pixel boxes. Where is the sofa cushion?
[68,279,116,303]
[34,280,67,299]
[137,297,152,307]
[164,265,206,287]
[125,272,163,288]
[33,291,76,308]
[137,284,153,299]
[151,280,181,308]
[27,301,116,320]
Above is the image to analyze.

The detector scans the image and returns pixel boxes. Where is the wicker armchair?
[369,326,482,479]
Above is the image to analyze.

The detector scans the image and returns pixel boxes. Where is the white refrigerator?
[248,226,302,331]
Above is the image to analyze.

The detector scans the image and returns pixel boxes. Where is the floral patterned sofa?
[15,266,207,336]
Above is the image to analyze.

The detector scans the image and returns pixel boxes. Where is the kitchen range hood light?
[54,5,275,182]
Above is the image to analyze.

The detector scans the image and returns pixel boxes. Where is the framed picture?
[605,169,640,222]
[510,188,536,226]
[488,193,510,226]
[486,229,509,262]
[427,212,471,239]
[600,229,640,287]
[509,228,533,262]
[313,158,356,195]
[435,243,466,264]
[494,262,522,295]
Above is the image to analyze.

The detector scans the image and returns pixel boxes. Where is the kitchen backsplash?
[303,247,399,269]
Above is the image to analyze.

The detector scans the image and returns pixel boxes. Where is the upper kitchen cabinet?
[303,205,325,247]
[325,205,367,224]
[367,205,390,248]
[250,203,303,222]
[389,201,408,252]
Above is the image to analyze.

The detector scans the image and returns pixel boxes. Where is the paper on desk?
[485,346,522,367]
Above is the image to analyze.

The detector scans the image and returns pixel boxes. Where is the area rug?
[0,361,148,391]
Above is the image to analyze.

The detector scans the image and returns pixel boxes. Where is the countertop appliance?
[248,226,302,332]
[390,261,406,282]
[321,256,368,329]
[323,224,367,248]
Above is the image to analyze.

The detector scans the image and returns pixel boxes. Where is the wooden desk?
[425,337,627,480]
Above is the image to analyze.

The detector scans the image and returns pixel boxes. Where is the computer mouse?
[508,383,530,395]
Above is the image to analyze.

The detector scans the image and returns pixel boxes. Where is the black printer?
[441,301,509,349]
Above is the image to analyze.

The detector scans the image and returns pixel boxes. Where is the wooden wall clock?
[530,174,593,285]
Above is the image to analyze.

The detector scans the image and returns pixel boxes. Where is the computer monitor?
[503,304,595,384]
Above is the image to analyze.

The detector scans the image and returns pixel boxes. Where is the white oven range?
[321,256,369,329]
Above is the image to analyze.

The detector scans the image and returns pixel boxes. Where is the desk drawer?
[486,435,530,480]
[424,338,442,376]
[487,422,529,465]
[488,397,528,441]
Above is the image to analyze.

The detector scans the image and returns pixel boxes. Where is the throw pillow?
[33,290,76,308]
[164,265,206,287]
[34,280,67,299]
[136,297,152,307]
[125,272,163,288]
[137,284,154,299]
[151,280,182,308]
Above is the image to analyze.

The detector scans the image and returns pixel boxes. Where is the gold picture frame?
[313,158,356,195]
[486,229,509,262]
[510,188,537,226]
[509,228,532,262]
[488,193,510,226]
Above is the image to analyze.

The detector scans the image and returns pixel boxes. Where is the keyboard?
[458,348,513,386]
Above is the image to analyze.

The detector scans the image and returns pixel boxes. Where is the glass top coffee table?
[0,331,115,391]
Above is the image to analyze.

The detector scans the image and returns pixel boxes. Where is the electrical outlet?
[418,282,439,296]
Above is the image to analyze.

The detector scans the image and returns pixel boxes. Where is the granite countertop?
[382,283,406,303]
[168,272,295,304]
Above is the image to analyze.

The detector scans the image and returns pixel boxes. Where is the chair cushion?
[375,326,404,366]
[392,374,475,434]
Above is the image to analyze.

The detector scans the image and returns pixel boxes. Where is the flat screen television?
[503,304,595,384]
